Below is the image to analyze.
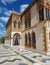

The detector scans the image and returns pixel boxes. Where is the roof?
[11,10,21,16]
[21,0,37,16]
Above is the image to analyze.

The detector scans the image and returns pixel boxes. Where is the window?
[18,21,21,28]
[46,8,49,20]
[39,8,44,21]
[28,18,31,27]
[28,33,31,43]
[32,32,36,44]
[25,18,31,28]
[13,20,16,27]
[25,34,27,43]
[25,20,27,28]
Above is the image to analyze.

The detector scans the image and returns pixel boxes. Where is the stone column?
[44,8,46,20]
[11,39,13,47]
[45,21,49,52]
[20,39,22,51]
[20,34,24,51]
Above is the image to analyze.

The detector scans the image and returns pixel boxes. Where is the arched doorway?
[13,33,20,45]
[31,32,36,49]
[25,33,31,48]
[28,33,31,47]
[25,34,27,46]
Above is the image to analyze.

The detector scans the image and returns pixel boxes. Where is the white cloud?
[1,0,7,5]
[0,7,3,13]
[20,4,28,13]
[0,31,4,35]
[0,30,5,35]
[1,0,17,5]
[0,17,9,23]
[3,30,6,33]
[0,7,12,23]
[0,23,4,27]
[4,10,12,16]
[0,7,12,16]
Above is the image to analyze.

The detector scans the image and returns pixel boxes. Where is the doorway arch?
[13,33,20,45]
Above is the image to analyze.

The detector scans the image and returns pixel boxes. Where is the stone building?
[5,0,50,55]
[5,12,21,46]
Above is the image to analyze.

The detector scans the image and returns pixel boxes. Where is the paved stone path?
[10,46,50,65]
[0,45,27,65]
[0,45,50,65]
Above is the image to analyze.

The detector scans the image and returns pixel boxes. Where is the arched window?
[25,34,27,44]
[39,8,44,21]
[28,33,31,43]
[25,18,31,28]
[28,18,31,27]
[18,21,21,28]
[32,32,36,44]
[25,20,27,28]
[13,20,16,27]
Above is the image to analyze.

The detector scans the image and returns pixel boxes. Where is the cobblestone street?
[0,45,50,65]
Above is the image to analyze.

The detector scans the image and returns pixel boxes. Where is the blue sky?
[0,0,32,38]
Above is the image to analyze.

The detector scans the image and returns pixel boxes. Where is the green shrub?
[0,37,5,44]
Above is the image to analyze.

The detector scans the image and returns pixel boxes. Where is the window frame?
[39,8,44,21]
[13,20,17,28]
[18,21,21,28]
[46,8,49,20]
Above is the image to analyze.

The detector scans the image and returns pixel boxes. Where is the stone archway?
[13,33,20,45]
